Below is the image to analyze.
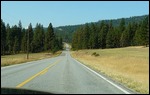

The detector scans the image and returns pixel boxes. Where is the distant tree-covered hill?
[71,15,149,50]
[54,14,148,43]
[54,24,83,43]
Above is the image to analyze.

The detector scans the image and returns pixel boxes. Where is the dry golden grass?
[71,46,149,94]
[1,51,62,67]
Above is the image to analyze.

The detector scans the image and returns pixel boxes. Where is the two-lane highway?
[1,49,135,94]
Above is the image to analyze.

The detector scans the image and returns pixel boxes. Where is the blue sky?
[1,1,149,28]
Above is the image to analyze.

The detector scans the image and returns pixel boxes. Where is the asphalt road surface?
[1,46,136,94]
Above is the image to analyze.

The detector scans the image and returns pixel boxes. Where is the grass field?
[1,51,62,67]
[71,46,149,94]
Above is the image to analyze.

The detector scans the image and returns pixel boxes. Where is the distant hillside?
[96,14,149,26]
[54,24,83,42]
[54,14,148,43]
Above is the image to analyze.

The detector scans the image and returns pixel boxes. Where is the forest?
[1,20,63,55]
[72,15,149,50]
[54,15,148,43]
[1,14,149,55]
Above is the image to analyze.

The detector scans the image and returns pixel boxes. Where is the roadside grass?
[1,51,62,67]
[71,46,149,94]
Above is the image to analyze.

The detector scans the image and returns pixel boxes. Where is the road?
[1,45,135,94]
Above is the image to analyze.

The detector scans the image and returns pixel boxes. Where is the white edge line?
[1,58,47,69]
[1,56,59,69]
[1,61,31,69]
[73,58,131,94]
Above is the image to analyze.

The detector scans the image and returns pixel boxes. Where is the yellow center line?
[16,59,62,88]
[40,69,48,75]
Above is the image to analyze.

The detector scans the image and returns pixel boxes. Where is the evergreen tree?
[72,31,78,50]
[1,19,6,55]
[76,27,83,49]
[17,21,22,52]
[89,23,98,49]
[133,16,149,46]
[21,28,27,52]
[133,25,141,46]
[59,37,63,50]
[6,24,13,54]
[139,16,149,46]
[130,22,138,45]
[82,23,90,49]
[32,23,45,52]
[101,23,108,49]
[127,22,134,46]
[45,23,55,51]
[98,21,105,48]
[13,36,19,54]
[11,25,16,54]
[119,18,125,47]
[27,23,34,52]
[106,21,115,48]
[120,26,130,47]
[119,18,125,32]
[113,27,121,48]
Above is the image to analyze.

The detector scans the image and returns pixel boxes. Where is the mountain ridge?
[53,14,148,42]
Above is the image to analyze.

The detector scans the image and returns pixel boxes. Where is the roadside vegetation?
[1,51,62,67]
[71,46,149,94]
[1,20,63,56]
[1,20,63,66]
[72,16,149,50]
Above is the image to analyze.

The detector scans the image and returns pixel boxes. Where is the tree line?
[1,19,63,55]
[72,16,149,50]
[54,15,148,43]
[54,24,82,43]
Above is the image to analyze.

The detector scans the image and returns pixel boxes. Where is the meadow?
[71,46,149,94]
[1,51,61,67]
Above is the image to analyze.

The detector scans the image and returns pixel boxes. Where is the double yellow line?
[16,59,62,88]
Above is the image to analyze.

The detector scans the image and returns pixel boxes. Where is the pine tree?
[45,23,55,51]
[27,23,34,52]
[106,21,115,48]
[98,21,105,48]
[76,27,83,49]
[101,23,108,49]
[17,21,22,52]
[130,22,138,45]
[119,18,125,32]
[72,31,78,50]
[133,16,149,46]
[51,38,59,54]
[120,27,129,47]
[147,16,149,46]
[133,25,141,46]
[120,23,133,47]
[89,23,98,49]
[6,24,13,54]
[11,25,16,54]
[1,19,6,55]
[32,23,45,52]
[119,18,125,47]
[13,36,19,54]
[82,23,90,49]
[40,24,45,51]
[59,37,63,50]
[21,28,27,52]
[127,22,134,46]
[113,27,120,48]
[140,16,149,46]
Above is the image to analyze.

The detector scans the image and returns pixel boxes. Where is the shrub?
[92,52,97,55]
[92,52,99,57]
[95,54,100,56]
